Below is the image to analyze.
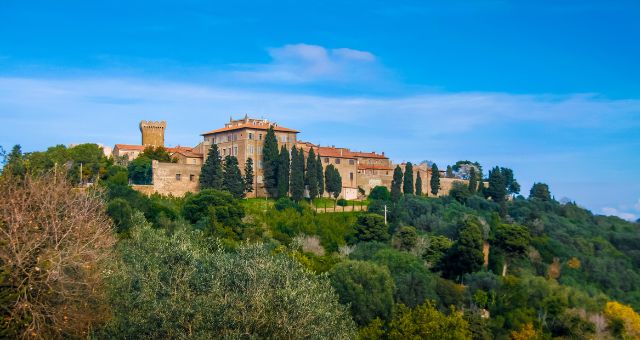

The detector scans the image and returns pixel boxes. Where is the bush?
[274,197,302,212]
[182,189,245,226]
[353,213,390,243]
[369,185,391,201]
[329,260,395,326]
[0,173,115,338]
[106,198,133,233]
[101,213,356,339]
[337,198,348,206]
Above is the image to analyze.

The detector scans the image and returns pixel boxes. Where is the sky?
[1,0,639,220]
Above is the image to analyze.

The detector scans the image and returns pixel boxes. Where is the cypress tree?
[325,164,342,199]
[199,144,223,190]
[446,165,454,178]
[244,157,254,195]
[316,153,324,197]
[222,156,244,198]
[277,145,290,198]
[290,147,305,201]
[262,126,279,197]
[430,163,440,196]
[415,171,423,196]
[403,162,414,195]
[487,166,507,204]
[391,165,403,201]
[306,148,319,200]
[468,166,477,194]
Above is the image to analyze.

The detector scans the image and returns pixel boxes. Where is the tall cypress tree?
[316,153,324,197]
[277,145,290,198]
[446,165,454,178]
[430,163,440,196]
[324,164,342,199]
[290,146,305,201]
[222,156,244,198]
[391,165,403,201]
[487,166,507,204]
[306,148,319,200]
[199,144,223,189]
[468,166,477,194]
[244,157,254,195]
[403,162,414,195]
[415,171,423,196]
[262,126,279,197]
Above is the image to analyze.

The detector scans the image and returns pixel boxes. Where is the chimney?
[382,152,385,156]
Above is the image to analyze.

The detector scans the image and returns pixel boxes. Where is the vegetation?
[200,144,223,189]
[3,144,640,339]
[430,163,440,196]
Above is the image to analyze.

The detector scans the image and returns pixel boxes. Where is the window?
[259,134,263,140]
[227,134,232,142]
[233,146,238,156]
[335,158,341,164]
[350,172,354,180]
[257,147,262,155]
[324,157,329,163]
[249,132,253,140]
[223,148,227,156]
[281,135,287,143]
[248,145,254,154]
[192,159,196,164]
[349,159,355,165]
[258,160,263,169]
[176,174,181,181]
[190,174,195,182]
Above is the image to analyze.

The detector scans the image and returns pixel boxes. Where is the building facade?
[117,117,471,198]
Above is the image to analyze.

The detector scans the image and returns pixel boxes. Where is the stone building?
[116,116,471,199]
[297,142,392,200]
[200,116,299,197]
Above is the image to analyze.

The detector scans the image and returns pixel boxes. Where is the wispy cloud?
[601,207,637,221]
[229,44,383,84]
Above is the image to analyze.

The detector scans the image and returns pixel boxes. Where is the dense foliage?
[3,145,640,339]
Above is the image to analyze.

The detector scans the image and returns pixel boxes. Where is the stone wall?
[151,160,200,196]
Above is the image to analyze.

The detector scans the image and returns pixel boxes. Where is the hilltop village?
[113,116,469,198]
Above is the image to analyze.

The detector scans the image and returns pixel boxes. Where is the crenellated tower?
[139,120,166,147]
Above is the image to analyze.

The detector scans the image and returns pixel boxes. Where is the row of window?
[323,157,356,165]
[175,174,196,182]
[207,132,294,144]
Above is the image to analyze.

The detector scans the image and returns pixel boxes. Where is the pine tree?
[468,166,477,194]
[277,145,290,198]
[430,164,440,196]
[262,126,280,198]
[306,148,318,200]
[403,162,414,195]
[199,144,223,190]
[244,157,254,195]
[316,154,324,197]
[391,165,403,201]
[415,172,423,196]
[290,147,305,201]
[222,156,244,198]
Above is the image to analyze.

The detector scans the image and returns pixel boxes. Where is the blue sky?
[1,0,639,219]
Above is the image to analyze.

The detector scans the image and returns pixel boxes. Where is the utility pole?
[384,204,387,225]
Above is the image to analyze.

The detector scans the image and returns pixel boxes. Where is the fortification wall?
[151,160,200,196]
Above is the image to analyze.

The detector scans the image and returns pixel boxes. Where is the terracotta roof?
[114,144,145,151]
[172,150,203,158]
[201,123,299,135]
[357,164,394,171]
[166,146,194,153]
[352,151,388,159]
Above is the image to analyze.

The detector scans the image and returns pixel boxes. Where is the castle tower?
[139,120,166,147]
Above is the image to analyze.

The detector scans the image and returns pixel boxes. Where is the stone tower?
[139,120,166,147]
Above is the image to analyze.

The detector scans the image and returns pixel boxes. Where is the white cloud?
[230,43,380,83]
[601,207,637,221]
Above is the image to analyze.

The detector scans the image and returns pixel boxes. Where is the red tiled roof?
[352,151,388,159]
[201,123,299,135]
[114,144,145,151]
[172,150,203,158]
